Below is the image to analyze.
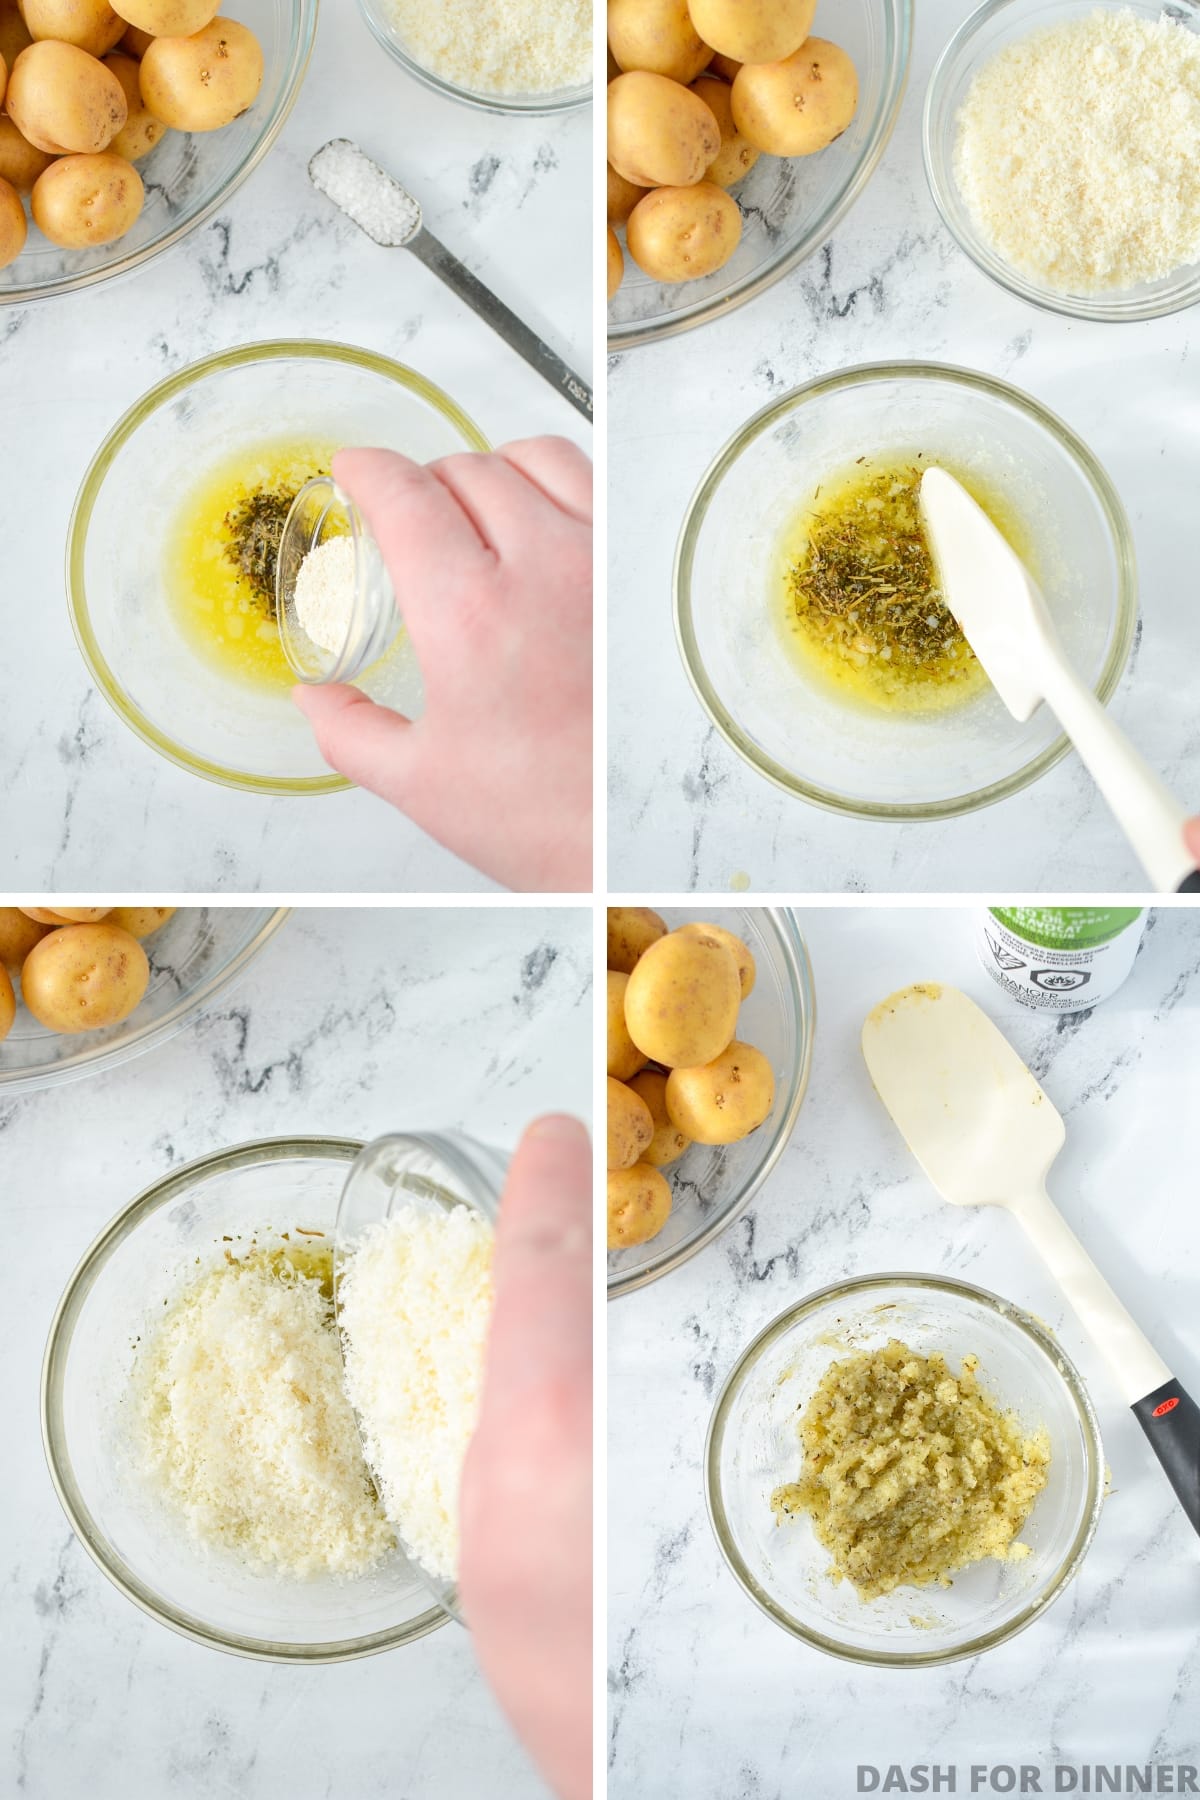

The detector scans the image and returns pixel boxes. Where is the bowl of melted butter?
[674,361,1136,821]
[68,341,488,795]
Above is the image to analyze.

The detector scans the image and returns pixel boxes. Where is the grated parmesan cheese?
[384,0,590,96]
[954,7,1200,293]
[295,536,357,656]
[131,1252,393,1580]
[338,1204,494,1583]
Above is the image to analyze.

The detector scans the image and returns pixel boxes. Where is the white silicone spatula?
[919,468,1199,894]
[862,981,1200,1537]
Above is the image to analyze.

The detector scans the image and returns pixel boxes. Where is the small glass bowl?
[278,479,399,684]
[0,0,317,306]
[42,1133,505,1663]
[67,341,489,795]
[356,0,591,115]
[607,908,816,1300]
[924,0,1200,322]
[674,362,1137,821]
[335,1130,507,1622]
[705,1274,1105,1666]
[0,907,289,1093]
[608,0,912,348]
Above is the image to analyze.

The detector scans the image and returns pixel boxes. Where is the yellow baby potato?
[688,0,815,65]
[607,160,647,225]
[139,18,263,132]
[0,48,6,106]
[690,74,759,186]
[607,970,647,1081]
[18,906,74,924]
[708,51,740,81]
[44,906,113,921]
[629,1069,691,1167]
[0,114,55,189]
[21,922,150,1033]
[119,21,152,53]
[608,0,712,84]
[607,69,720,188]
[607,1162,673,1249]
[0,963,15,1042]
[626,181,741,282]
[104,51,166,159]
[607,222,623,299]
[32,149,143,246]
[666,1039,776,1145]
[0,174,26,268]
[624,925,741,1068]
[608,1076,654,1171]
[732,39,859,156]
[7,40,127,153]
[108,904,175,938]
[24,0,125,57]
[0,907,51,973]
[676,920,755,996]
[113,0,220,32]
[607,905,667,973]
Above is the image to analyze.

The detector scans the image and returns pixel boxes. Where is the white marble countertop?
[1,8,590,892]
[608,0,1200,893]
[609,905,1200,1795]
[1,904,591,1799]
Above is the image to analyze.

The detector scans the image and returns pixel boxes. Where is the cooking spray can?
[973,907,1147,1012]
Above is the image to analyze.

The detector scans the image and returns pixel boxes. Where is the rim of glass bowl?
[41,1135,451,1665]
[923,0,1200,323]
[66,340,490,796]
[607,0,913,350]
[673,360,1138,821]
[0,908,290,1093]
[704,1271,1106,1668]
[607,908,816,1301]
[356,0,592,116]
[0,2,319,307]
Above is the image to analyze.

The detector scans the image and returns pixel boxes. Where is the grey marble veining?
[608,906,1200,1797]
[608,0,1200,892]
[0,8,590,891]
[2,904,591,1798]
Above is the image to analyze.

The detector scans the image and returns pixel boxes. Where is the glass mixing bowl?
[67,341,489,795]
[0,907,288,1092]
[607,0,912,347]
[356,0,591,115]
[675,362,1137,820]
[607,908,815,1300]
[924,0,1200,323]
[0,0,317,306]
[42,1136,488,1663]
[706,1274,1105,1666]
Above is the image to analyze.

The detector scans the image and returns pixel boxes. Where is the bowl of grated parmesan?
[356,0,591,115]
[924,0,1200,320]
[42,1134,501,1662]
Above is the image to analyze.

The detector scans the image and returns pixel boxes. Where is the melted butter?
[166,437,338,692]
[772,451,1033,717]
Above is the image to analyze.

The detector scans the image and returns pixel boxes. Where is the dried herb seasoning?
[784,458,976,685]
[223,488,299,616]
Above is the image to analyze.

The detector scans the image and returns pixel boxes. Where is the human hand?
[1185,818,1200,863]
[292,439,592,893]
[460,1116,592,1800]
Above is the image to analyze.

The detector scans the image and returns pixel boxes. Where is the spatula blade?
[861,982,1065,1207]
[919,468,1051,725]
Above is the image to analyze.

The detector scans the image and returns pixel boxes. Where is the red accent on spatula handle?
[1131,1380,1200,1536]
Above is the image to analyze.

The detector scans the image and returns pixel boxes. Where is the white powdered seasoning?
[338,1205,495,1583]
[131,1255,393,1579]
[385,0,590,95]
[295,536,357,655]
[954,8,1200,293]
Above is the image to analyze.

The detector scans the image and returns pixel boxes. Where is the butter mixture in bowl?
[705,1274,1103,1665]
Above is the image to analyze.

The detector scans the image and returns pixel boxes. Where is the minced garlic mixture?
[771,1338,1050,1600]
[130,1246,394,1580]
